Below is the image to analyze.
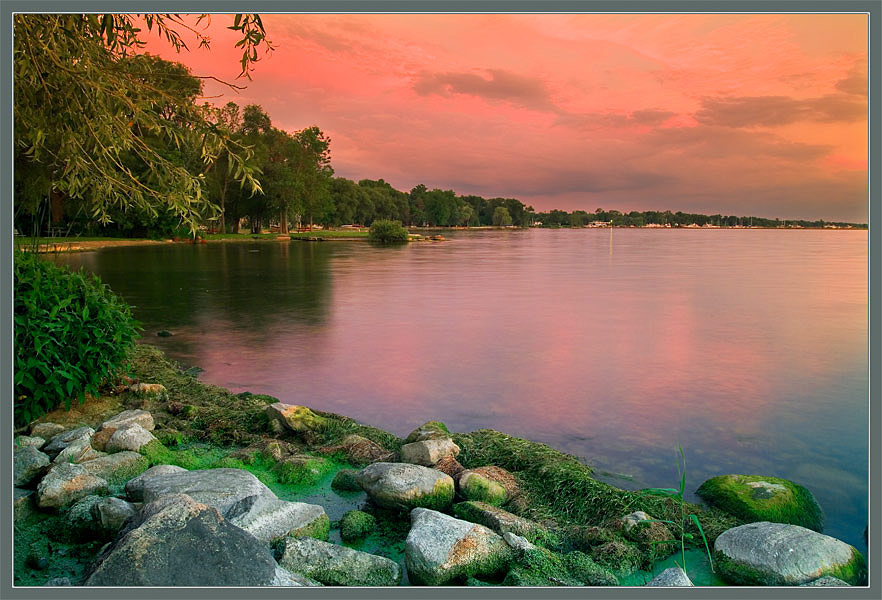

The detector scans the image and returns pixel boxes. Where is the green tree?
[14,13,272,235]
[492,206,513,226]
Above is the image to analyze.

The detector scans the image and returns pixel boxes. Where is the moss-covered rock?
[404,421,451,443]
[452,501,553,546]
[266,404,330,434]
[458,470,508,506]
[502,547,582,586]
[589,540,642,576]
[331,469,362,492]
[696,474,824,532]
[340,510,377,541]
[355,462,455,511]
[561,551,619,586]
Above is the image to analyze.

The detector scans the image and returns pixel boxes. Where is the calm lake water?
[54,229,869,552]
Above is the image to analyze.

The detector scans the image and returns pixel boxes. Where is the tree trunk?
[219,178,228,233]
[280,210,289,234]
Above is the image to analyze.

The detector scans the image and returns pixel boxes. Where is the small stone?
[42,426,95,457]
[503,532,538,553]
[400,438,460,467]
[15,435,46,449]
[101,409,155,432]
[317,434,394,464]
[265,403,329,433]
[405,508,514,586]
[30,422,65,440]
[278,537,401,586]
[37,463,108,509]
[647,567,693,586]
[801,576,851,586]
[90,428,115,452]
[80,451,149,486]
[105,423,157,453]
[52,439,102,464]
[355,462,455,511]
[92,497,138,533]
[404,421,451,443]
[13,445,50,486]
[14,489,35,522]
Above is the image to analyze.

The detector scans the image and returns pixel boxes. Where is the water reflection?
[55,230,868,551]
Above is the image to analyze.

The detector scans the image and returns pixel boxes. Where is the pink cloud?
[142,13,868,222]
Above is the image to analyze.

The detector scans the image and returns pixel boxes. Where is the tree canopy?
[14,14,272,234]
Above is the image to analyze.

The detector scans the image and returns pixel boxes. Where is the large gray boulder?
[355,462,454,511]
[405,508,514,585]
[125,465,188,501]
[646,567,693,586]
[278,537,401,586]
[42,426,94,457]
[101,409,155,432]
[714,522,867,586]
[84,494,282,586]
[141,468,328,543]
[37,463,108,508]
[13,445,50,486]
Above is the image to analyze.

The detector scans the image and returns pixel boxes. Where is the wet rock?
[14,488,35,521]
[647,567,693,586]
[42,426,94,458]
[67,495,104,540]
[400,438,460,467]
[141,468,328,543]
[13,445,50,486]
[355,462,455,511]
[318,434,394,464]
[340,510,376,541]
[15,435,46,449]
[101,409,155,432]
[80,451,149,486]
[405,507,514,586]
[93,496,138,534]
[278,537,401,586]
[125,465,188,501]
[404,421,452,443]
[452,501,549,543]
[37,462,108,508]
[30,422,65,440]
[331,469,362,492]
[697,474,824,531]
[265,403,329,433]
[105,423,157,453]
[433,455,466,478]
[714,522,867,586]
[129,383,169,401]
[458,470,507,506]
[84,494,281,586]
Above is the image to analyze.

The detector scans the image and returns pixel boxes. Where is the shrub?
[14,250,140,426]
[368,219,409,244]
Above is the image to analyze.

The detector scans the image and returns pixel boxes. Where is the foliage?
[368,219,409,244]
[492,206,513,226]
[14,14,271,235]
[13,251,141,426]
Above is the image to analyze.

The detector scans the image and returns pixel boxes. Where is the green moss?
[410,477,455,511]
[291,513,330,541]
[562,551,619,586]
[14,513,104,586]
[713,550,776,585]
[340,510,377,541]
[696,475,824,531]
[590,541,642,575]
[452,430,739,547]
[459,472,507,506]
[502,548,582,586]
[101,455,150,488]
[404,421,451,443]
[827,548,867,586]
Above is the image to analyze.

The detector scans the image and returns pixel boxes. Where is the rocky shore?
[12,345,867,587]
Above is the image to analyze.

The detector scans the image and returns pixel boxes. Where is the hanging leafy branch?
[14,13,272,234]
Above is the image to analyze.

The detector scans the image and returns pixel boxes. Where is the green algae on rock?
[340,510,377,541]
[458,470,508,506]
[696,474,824,532]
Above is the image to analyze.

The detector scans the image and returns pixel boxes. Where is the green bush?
[368,219,409,244]
[14,250,140,426]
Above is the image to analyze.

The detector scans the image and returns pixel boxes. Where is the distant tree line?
[534,209,867,229]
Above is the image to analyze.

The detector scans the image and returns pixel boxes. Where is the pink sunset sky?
[145,13,868,222]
